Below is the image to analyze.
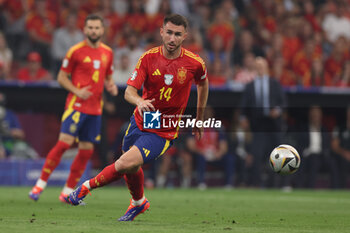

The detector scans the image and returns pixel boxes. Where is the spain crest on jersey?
[177,67,187,84]
[93,60,101,69]
[164,74,173,85]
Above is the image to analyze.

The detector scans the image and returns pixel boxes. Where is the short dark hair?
[163,14,188,30]
[85,14,104,26]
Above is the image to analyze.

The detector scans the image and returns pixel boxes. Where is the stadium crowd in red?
[0,0,350,88]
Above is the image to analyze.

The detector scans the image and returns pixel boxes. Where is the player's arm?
[193,78,209,140]
[57,70,92,100]
[104,74,118,96]
[124,85,155,116]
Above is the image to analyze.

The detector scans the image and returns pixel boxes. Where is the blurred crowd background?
[0,0,350,190]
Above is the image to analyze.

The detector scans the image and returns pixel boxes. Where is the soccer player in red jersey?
[29,14,118,203]
[67,14,209,221]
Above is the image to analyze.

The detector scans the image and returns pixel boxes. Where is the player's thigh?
[133,132,173,164]
[115,146,143,173]
[60,109,86,140]
[78,141,94,150]
[58,132,75,145]
[121,116,140,152]
[78,114,102,143]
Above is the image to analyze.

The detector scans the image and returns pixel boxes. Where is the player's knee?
[114,158,139,173]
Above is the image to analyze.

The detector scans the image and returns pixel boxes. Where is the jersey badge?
[62,58,69,68]
[177,67,187,84]
[83,56,91,63]
[164,74,173,85]
[101,54,108,66]
[93,60,101,69]
[130,71,137,80]
[152,69,161,76]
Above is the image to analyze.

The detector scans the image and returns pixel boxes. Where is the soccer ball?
[269,144,301,175]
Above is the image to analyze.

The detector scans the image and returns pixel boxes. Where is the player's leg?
[60,113,100,202]
[59,141,94,203]
[67,146,144,205]
[118,133,172,221]
[29,132,74,201]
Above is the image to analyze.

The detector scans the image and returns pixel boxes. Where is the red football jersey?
[61,40,113,115]
[127,46,207,140]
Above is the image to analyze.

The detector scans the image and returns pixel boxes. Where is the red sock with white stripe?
[37,141,71,189]
[87,163,124,189]
[125,167,145,205]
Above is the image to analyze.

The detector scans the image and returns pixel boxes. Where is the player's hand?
[76,86,93,100]
[192,122,203,140]
[137,98,155,116]
[105,82,118,96]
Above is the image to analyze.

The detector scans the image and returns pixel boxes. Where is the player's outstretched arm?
[104,75,118,96]
[193,78,209,140]
[124,85,155,116]
[57,70,92,100]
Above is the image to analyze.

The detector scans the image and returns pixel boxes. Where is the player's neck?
[162,45,182,60]
[85,39,100,48]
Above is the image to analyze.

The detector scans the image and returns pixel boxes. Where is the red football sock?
[89,163,124,189]
[125,167,144,201]
[40,141,71,182]
[66,149,93,189]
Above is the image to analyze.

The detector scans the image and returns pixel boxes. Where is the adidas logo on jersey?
[152,69,161,76]
[83,56,92,63]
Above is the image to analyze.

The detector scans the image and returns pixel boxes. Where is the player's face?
[160,22,187,54]
[84,20,104,44]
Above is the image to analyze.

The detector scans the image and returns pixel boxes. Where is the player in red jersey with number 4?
[67,14,209,221]
[29,14,118,203]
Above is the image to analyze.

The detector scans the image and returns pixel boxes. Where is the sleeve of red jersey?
[60,50,75,74]
[194,58,207,85]
[126,52,148,89]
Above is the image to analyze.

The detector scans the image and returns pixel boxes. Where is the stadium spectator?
[206,34,229,68]
[303,59,332,88]
[58,0,87,30]
[324,36,349,86]
[0,32,13,79]
[322,2,350,43]
[302,0,322,32]
[281,18,302,68]
[297,106,330,189]
[228,109,253,187]
[292,39,322,86]
[232,52,256,85]
[113,53,133,86]
[207,8,234,54]
[330,106,350,189]
[25,0,57,70]
[124,0,148,35]
[270,55,297,87]
[231,29,265,67]
[0,92,38,159]
[240,57,286,187]
[187,107,232,190]
[207,58,227,87]
[114,31,145,71]
[51,13,84,74]
[16,52,53,82]
[98,0,123,45]
[2,0,31,61]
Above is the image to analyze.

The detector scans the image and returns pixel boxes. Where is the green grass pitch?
[0,187,349,233]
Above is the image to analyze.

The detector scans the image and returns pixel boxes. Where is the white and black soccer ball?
[269,144,301,175]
